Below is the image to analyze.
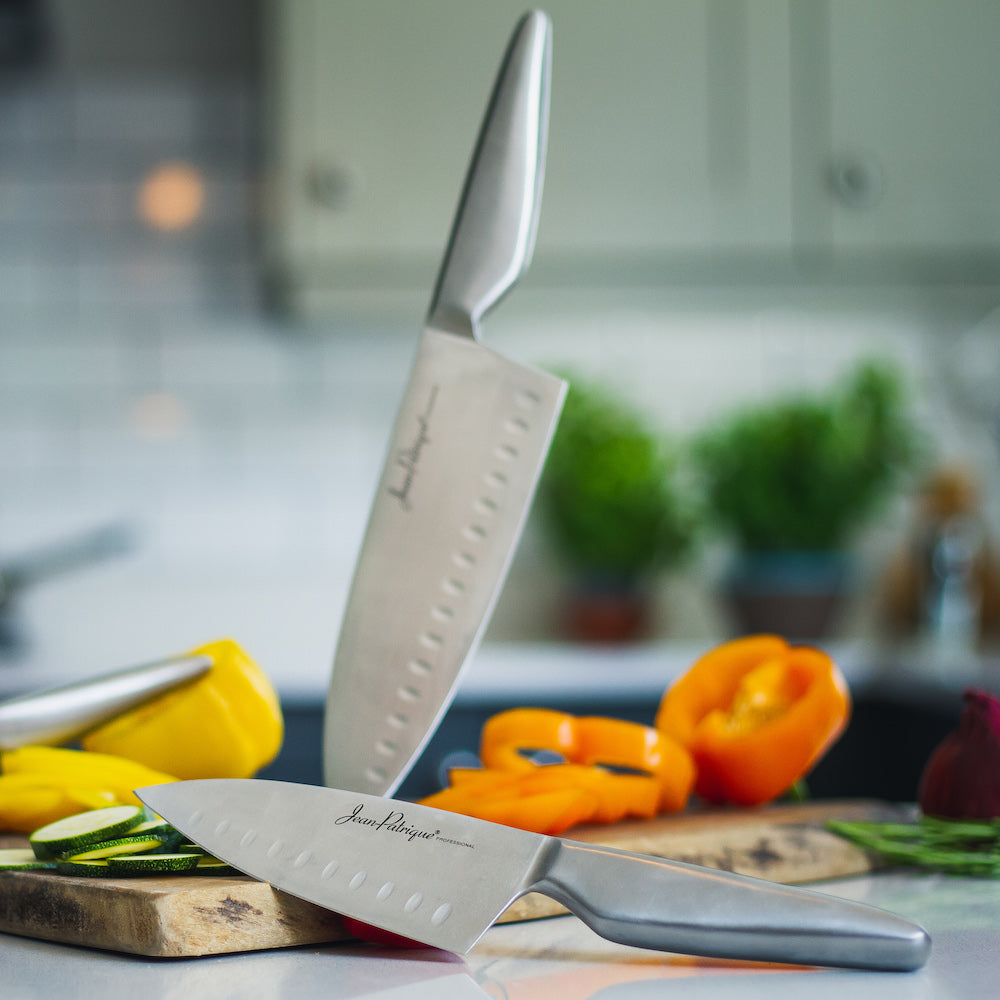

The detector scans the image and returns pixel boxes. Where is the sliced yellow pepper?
[81,638,283,779]
[0,747,177,832]
[0,773,118,832]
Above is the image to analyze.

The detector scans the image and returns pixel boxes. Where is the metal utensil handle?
[425,10,551,340]
[532,840,930,972]
[0,653,212,750]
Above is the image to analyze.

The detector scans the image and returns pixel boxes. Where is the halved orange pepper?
[655,635,851,806]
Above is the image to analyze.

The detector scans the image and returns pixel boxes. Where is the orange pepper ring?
[479,709,694,815]
[479,708,578,771]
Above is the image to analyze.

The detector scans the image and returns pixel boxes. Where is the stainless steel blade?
[323,11,562,796]
[324,333,563,795]
[139,779,547,956]
[139,780,931,972]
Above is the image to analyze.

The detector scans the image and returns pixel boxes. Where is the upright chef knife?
[139,779,931,972]
[323,12,565,795]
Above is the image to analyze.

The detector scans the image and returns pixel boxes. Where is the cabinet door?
[800,0,1000,256]
[265,0,792,307]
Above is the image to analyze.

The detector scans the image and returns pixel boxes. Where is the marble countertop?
[3,872,997,999]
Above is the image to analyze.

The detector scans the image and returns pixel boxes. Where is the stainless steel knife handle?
[426,10,551,340]
[532,841,931,972]
[0,653,212,750]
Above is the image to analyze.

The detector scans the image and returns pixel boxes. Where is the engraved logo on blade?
[336,803,475,850]
[387,386,439,511]
[351,378,554,796]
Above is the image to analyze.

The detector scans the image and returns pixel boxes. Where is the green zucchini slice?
[192,855,237,875]
[106,852,202,875]
[0,848,57,871]
[64,835,168,862]
[55,858,112,877]
[129,817,176,837]
[29,805,144,860]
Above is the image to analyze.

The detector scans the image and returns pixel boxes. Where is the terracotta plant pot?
[562,578,652,644]
[722,552,851,640]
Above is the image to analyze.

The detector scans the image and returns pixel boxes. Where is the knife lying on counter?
[322,11,565,797]
[139,779,931,972]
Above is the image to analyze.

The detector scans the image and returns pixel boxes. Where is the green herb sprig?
[827,816,1000,877]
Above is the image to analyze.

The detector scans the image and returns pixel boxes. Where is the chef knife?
[323,11,565,795]
[139,779,931,972]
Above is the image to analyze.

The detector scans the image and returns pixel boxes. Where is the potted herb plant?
[692,360,920,638]
[537,375,695,642]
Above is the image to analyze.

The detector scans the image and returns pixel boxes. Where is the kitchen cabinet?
[794,0,1000,263]
[262,1,1000,316]
[262,0,794,314]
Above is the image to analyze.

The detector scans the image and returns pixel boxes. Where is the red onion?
[918,688,1000,819]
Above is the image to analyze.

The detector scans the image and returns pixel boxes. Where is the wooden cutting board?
[0,799,905,958]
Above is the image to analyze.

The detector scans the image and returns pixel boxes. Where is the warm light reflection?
[137,162,206,231]
[130,392,190,439]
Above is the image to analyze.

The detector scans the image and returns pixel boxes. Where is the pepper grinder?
[882,465,1000,650]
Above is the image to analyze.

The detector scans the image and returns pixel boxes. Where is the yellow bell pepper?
[81,638,283,779]
[0,746,177,833]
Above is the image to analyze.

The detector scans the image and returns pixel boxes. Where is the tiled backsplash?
[2,73,999,692]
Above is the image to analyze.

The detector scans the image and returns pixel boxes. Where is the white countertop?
[3,872,997,999]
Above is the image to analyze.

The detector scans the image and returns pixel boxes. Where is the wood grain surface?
[0,799,904,958]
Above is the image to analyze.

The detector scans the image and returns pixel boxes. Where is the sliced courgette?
[64,835,168,862]
[55,858,112,877]
[0,848,57,871]
[106,853,202,875]
[129,817,176,837]
[192,855,237,875]
[29,805,144,860]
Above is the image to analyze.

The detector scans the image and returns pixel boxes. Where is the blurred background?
[1,0,998,797]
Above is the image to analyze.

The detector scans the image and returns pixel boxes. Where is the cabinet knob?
[305,163,357,210]
[828,153,884,209]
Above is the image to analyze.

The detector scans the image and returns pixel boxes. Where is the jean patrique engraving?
[335,803,473,849]
[387,385,439,511]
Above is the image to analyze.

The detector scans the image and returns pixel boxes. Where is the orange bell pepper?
[479,708,578,772]
[421,708,694,833]
[655,635,851,806]
[573,716,694,813]
[420,765,599,835]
